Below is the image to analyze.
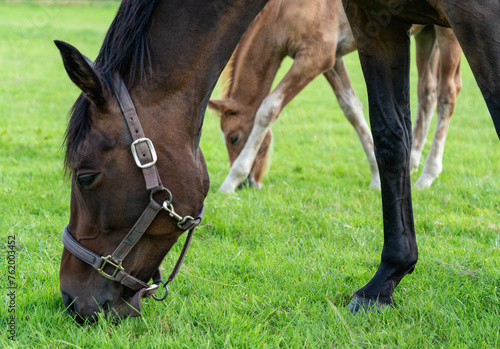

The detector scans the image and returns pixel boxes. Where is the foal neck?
[223,6,285,108]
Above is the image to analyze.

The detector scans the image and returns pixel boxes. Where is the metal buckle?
[131,138,157,169]
[176,216,195,230]
[162,201,195,229]
[141,283,159,298]
[97,255,124,280]
[150,187,173,206]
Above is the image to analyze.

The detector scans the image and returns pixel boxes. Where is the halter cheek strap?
[61,72,204,316]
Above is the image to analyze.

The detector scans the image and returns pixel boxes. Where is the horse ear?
[54,40,108,109]
[208,99,230,114]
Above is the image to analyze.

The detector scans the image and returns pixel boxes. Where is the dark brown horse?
[342,0,500,312]
[56,0,268,322]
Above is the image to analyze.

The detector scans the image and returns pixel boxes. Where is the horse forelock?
[64,94,91,175]
[64,0,160,174]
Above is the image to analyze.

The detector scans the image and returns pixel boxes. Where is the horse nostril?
[62,292,77,315]
[102,300,111,312]
[63,293,90,324]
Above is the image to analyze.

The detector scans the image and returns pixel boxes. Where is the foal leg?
[219,51,335,193]
[323,57,380,189]
[410,26,439,174]
[343,3,418,312]
[416,27,462,189]
[443,4,500,140]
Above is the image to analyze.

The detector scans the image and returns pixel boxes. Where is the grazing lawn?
[0,3,498,348]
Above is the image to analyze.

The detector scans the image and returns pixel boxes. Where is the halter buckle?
[97,255,124,280]
[131,138,157,169]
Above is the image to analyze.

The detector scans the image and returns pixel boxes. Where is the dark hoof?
[236,175,262,190]
[237,177,251,190]
[348,295,392,314]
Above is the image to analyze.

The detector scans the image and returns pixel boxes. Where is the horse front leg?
[343,2,418,312]
[443,2,500,140]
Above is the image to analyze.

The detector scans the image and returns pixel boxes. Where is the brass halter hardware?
[62,73,204,310]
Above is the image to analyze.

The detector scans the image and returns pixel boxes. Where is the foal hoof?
[348,295,391,314]
[414,172,437,189]
[219,182,236,194]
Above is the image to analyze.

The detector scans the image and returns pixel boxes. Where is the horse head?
[56,40,206,323]
[55,0,270,323]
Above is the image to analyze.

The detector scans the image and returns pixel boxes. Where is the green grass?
[1,3,499,348]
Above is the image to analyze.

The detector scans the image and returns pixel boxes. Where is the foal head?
[209,98,273,189]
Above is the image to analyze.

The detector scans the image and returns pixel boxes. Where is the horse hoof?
[414,173,437,189]
[219,180,236,194]
[236,176,262,190]
[347,295,390,314]
[409,154,421,173]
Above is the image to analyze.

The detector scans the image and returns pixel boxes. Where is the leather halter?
[62,73,204,315]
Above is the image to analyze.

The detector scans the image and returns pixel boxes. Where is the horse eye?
[76,173,99,189]
[229,133,241,145]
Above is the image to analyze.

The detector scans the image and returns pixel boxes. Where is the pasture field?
[1,3,499,348]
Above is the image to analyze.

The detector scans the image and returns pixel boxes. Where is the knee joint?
[255,95,281,127]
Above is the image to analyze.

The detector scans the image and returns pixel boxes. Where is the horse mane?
[220,52,237,99]
[221,0,280,100]
[221,27,253,100]
[64,0,159,173]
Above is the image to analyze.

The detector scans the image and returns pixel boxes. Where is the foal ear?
[208,99,231,114]
[54,40,108,109]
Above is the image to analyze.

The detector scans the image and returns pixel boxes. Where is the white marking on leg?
[336,86,380,189]
[219,92,284,193]
[411,80,437,173]
[415,98,453,189]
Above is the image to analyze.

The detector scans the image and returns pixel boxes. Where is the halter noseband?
[62,73,204,316]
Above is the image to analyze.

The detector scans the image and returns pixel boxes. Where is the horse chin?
[109,298,143,319]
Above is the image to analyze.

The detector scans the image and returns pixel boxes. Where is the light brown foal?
[210,0,462,193]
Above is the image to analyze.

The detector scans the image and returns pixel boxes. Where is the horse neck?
[225,6,284,108]
[132,0,270,120]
